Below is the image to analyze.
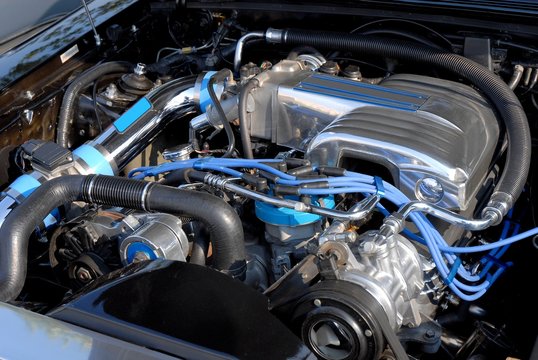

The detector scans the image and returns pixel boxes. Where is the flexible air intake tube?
[57,62,133,148]
[264,28,531,223]
[0,175,246,301]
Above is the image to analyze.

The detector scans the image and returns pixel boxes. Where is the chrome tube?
[508,65,524,90]
[397,201,497,231]
[89,77,197,171]
[80,0,101,46]
[0,77,198,229]
[317,200,376,243]
[233,31,265,73]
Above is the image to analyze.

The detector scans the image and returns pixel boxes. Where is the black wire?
[497,40,538,54]
[114,39,134,57]
[92,77,104,133]
[167,16,184,47]
[532,93,538,111]
[13,147,27,173]
[207,76,235,158]
[217,47,234,66]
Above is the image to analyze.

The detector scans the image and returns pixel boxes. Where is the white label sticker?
[60,44,79,63]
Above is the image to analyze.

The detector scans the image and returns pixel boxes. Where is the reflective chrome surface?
[305,74,499,210]
[247,62,499,210]
[90,79,196,170]
[342,231,424,329]
[119,213,189,265]
[233,31,265,73]
[394,201,497,232]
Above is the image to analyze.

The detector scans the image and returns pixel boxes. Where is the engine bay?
[0,1,537,359]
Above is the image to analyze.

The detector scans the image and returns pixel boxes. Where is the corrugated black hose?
[0,175,246,302]
[57,62,133,148]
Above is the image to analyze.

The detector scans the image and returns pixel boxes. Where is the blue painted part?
[3,144,113,229]
[374,176,385,197]
[199,71,217,112]
[113,97,152,132]
[255,196,335,226]
[126,242,157,264]
[9,174,41,198]
[296,74,428,112]
[43,214,58,228]
[73,144,114,176]
[446,257,462,284]
[310,74,427,99]
[5,174,60,228]
[294,86,419,112]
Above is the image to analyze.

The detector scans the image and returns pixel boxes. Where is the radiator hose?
[265,28,531,221]
[0,175,246,301]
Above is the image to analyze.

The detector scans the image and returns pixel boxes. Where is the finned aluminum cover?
[303,74,499,210]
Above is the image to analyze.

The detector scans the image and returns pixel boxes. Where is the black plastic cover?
[49,260,314,360]
[21,140,73,171]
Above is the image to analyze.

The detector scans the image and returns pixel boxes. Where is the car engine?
[0,1,537,359]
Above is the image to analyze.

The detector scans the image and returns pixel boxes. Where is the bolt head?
[21,109,34,125]
[76,268,92,283]
[424,329,436,339]
[134,63,147,76]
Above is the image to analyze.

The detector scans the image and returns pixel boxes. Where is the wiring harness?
[130,157,534,301]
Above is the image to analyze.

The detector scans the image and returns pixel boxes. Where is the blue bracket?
[199,71,217,113]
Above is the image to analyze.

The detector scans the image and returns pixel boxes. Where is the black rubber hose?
[160,168,191,186]
[207,76,236,158]
[0,175,246,301]
[239,79,259,159]
[277,29,531,206]
[189,224,209,266]
[57,62,133,148]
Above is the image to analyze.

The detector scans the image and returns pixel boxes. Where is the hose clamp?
[86,175,97,203]
[265,28,285,43]
[140,182,153,211]
[193,71,218,113]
